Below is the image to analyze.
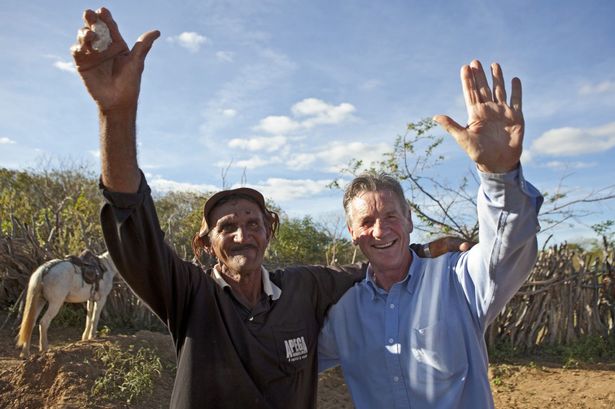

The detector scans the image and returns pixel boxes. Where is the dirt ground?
[0,322,614,408]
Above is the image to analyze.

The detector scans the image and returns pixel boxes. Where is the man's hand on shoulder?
[412,236,475,258]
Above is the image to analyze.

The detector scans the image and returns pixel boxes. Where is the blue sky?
[1,0,614,244]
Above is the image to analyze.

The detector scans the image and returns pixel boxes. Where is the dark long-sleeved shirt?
[100,174,360,409]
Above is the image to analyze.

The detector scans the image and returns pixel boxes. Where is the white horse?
[16,251,118,358]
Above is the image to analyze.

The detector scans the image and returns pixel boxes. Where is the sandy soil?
[1,322,614,408]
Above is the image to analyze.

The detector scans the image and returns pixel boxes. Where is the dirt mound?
[1,321,614,408]
[0,329,176,409]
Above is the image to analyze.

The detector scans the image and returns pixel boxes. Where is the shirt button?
[393,376,400,382]
[389,303,395,309]
[388,338,394,344]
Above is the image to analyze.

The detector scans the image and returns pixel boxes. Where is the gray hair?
[343,171,409,224]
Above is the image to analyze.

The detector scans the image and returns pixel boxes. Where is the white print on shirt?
[284,336,308,362]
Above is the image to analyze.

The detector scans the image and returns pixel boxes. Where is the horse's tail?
[16,265,45,348]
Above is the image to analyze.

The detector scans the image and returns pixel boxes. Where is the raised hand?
[71,8,160,113]
[434,60,524,173]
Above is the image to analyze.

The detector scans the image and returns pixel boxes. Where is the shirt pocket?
[409,319,468,382]
[272,323,312,375]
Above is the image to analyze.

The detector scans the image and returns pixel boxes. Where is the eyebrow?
[215,214,263,227]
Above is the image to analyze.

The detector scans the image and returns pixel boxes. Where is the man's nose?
[233,227,246,242]
[372,219,385,238]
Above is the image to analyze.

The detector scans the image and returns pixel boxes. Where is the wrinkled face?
[206,198,270,276]
[347,190,413,275]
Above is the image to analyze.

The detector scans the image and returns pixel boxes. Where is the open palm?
[435,60,524,173]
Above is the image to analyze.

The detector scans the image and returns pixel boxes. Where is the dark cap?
[198,187,267,238]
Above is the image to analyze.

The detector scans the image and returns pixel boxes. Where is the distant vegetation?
[0,164,356,330]
[1,128,614,351]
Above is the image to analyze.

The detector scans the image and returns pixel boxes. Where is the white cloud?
[53,60,77,74]
[247,178,331,202]
[579,80,615,95]
[325,141,387,163]
[198,48,297,143]
[222,108,237,118]
[255,115,301,134]
[254,98,356,135]
[228,135,287,152]
[520,149,533,165]
[215,156,276,169]
[286,141,390,172]
[286,153,318,170]
[530,122,615,156]
[167,32,208,53]
[316,141,390,172]
[216,51,235,62]
[0,137,16,144]
[291,98,356,128]
[146,174,218,194]
[543,161,597,170]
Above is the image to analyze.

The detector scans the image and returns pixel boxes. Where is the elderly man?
[71,8,464,409]
[318,61,543,408]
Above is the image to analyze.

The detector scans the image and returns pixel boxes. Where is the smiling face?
[347,189,413,276]
[206,198,270,277]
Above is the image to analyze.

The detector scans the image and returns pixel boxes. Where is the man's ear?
[203,239,214,257]
[407,210,413,233]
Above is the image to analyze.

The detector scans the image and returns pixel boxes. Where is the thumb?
[432,115,465,140]
[132,30,160,61]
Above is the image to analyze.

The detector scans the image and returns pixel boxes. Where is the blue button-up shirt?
[318,167,543,409]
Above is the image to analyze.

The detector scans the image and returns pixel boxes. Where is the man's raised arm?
[435,60,541,325]
[71,7,159,192]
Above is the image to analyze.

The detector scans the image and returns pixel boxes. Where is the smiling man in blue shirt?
[318,60,543,409]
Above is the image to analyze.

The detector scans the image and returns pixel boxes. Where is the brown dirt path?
[1,322,614,408]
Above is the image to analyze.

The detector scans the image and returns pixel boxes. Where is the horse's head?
[99,251,119,277]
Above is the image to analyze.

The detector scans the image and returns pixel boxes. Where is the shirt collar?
[211,265,282,301]
[364,247,417,298]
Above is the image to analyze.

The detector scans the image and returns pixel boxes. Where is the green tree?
[266,216,332,267]
[154,190,210,260]
[0,164,104,257]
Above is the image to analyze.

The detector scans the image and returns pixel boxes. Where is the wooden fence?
[2,234,614,349]
[487,243,615,351]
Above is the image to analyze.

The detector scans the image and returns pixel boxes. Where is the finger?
[491,63,507,104]
[78,27,97,44]
[510,77,522,112]
[96,7,128,49]
[71,26,95,62]
[83,9,97,27]
[470,60,492,103]
[433,115,466,140]
[131,30,161,62]
[460,64,479,114]
[459,241,475,252]
[425,238,445,257]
